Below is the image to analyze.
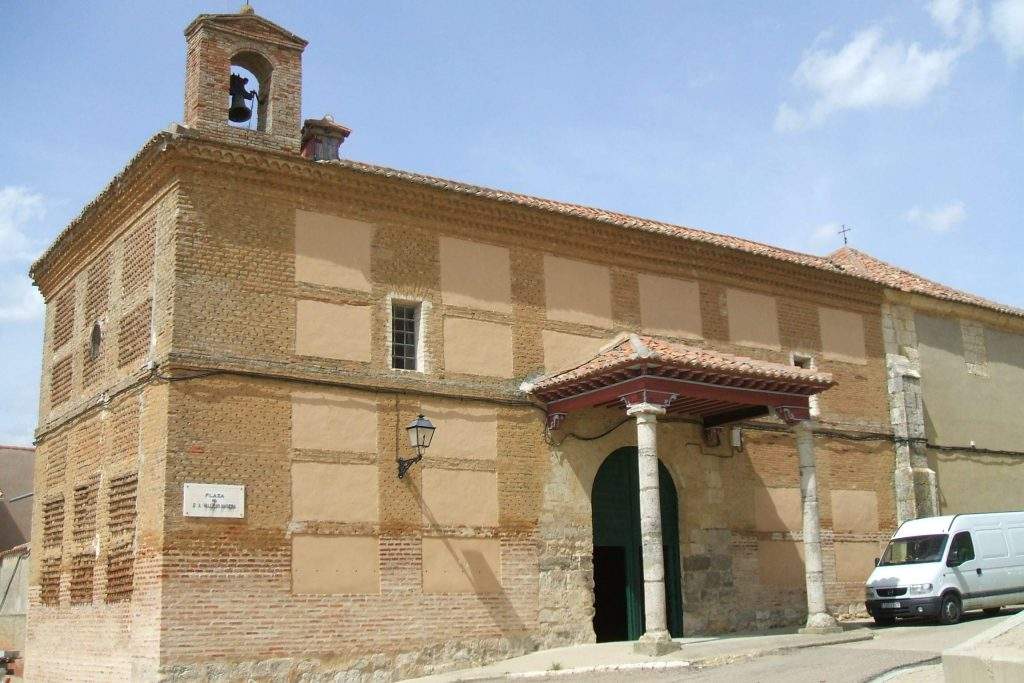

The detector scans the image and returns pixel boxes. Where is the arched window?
[228,51,273,132]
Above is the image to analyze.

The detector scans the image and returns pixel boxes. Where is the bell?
[228,94,252,123]
[228,73,255,123]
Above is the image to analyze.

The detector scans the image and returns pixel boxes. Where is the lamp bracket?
[397,453,423,479]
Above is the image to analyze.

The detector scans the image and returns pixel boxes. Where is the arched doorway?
[591,447,683,642]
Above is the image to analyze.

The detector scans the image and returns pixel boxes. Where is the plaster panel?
[754,487,802,532]
[834,541,880,583]
[819,307,866,364]
[422,469,498,527]
[291,535,380,594]
[294,210,372,291]
[726,289,780,349]
[638,274,702,339]
[418,399,497,460]
[295,300,371,361]
[443,317,513,377]
[422,537,502,594]
[440,237,511,313]
[542,330,607,373]
[934,450,1024,514]
[543,255,612,327]
[291,463,379,523]
[918,314,1024,452]
[291,389,378,452]
[758,539,805,586]
[831,490,878,532]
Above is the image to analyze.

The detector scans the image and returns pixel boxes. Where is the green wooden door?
[592,447,683,641]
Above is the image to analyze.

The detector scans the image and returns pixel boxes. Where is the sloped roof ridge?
[828,246,1024,318]
[328,158,841,274]
[530,333,834,392]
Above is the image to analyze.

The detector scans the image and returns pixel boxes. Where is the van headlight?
[906,583,933,595]
[865,586,874,599]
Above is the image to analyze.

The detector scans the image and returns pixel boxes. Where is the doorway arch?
[591,446,683,642]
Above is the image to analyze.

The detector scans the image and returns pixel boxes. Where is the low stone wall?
[943,609,1024,682]
[159,634,538,682]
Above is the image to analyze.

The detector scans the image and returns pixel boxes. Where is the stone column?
[627,402,681,655]
[793,420,842,634]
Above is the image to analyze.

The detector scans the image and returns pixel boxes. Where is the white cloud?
[0,186,45,262]
[991,0,1024,61]
[775,27,962,132]
[905,201,967,232]
[775,2,983,133]
[0,274,43,322]
[929,0,983,46]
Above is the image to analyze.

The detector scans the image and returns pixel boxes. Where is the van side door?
[945,531,986,610]
[1008,526,1024,606]
[974,526,1013,607]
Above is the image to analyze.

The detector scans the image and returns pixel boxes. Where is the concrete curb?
[768,629,876,654]
[444,630,875,681]
[498,661,692,680]
[686,630,875,669]
[942,609,1024,681]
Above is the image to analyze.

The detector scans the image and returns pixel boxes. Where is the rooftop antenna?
[839,224,852,245]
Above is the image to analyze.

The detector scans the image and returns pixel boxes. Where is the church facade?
[25,8,1024,682]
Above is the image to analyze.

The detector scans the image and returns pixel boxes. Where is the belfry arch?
[229,50,273,131]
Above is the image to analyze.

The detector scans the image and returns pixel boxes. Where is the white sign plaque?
[183,483,245,518]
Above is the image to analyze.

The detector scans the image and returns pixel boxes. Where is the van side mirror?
[947,557,961,568]
[874,557,879,566]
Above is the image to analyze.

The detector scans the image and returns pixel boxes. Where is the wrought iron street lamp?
[397,414,435,478]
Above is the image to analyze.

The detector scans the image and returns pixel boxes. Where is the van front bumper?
[866,596,942,619]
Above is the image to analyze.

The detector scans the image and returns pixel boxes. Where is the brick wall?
[26,184,175,680]
[30,128,900,680]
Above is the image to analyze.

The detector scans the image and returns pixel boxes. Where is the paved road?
[549,610,1019,683]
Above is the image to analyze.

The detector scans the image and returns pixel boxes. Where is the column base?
[633,631,681,656]
[798,612,843,635]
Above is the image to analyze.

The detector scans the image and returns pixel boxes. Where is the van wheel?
[873,615,896,626]
[983,607,1001,616]
[939,594,962,625]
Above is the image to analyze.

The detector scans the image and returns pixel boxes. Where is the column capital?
[626,402,666,418]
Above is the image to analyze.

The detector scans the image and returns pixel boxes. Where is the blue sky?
[1,1,1022,445]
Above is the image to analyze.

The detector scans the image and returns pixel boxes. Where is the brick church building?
[25,6,1024,681]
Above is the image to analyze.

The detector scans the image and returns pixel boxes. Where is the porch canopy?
[524,333,842,652]
[526,333,836,428]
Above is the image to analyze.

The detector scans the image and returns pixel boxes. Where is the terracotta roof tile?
[329,159,843,274]
[528,333,835,395]
[828,247,1024,319]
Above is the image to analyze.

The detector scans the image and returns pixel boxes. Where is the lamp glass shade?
[406,414,435,450]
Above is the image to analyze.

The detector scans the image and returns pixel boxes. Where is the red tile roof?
[527,333,835,397]
[331,159,843,273]
[827,247,1024,318]
[333,158,1020,320]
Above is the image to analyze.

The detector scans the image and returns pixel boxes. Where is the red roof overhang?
[526,335,836,427]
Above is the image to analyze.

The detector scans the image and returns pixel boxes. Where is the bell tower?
[183,4,307,153]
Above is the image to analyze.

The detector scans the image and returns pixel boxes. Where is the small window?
[391,302,419,370]
[89,321,103,361]
[948,531,975,565]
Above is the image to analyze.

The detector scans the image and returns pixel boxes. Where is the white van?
[865,511,1024,625]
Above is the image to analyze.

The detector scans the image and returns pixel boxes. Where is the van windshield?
[879,534,948,566]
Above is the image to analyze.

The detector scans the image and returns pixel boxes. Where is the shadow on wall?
[419,485,528,639]
[0,507,26,550]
